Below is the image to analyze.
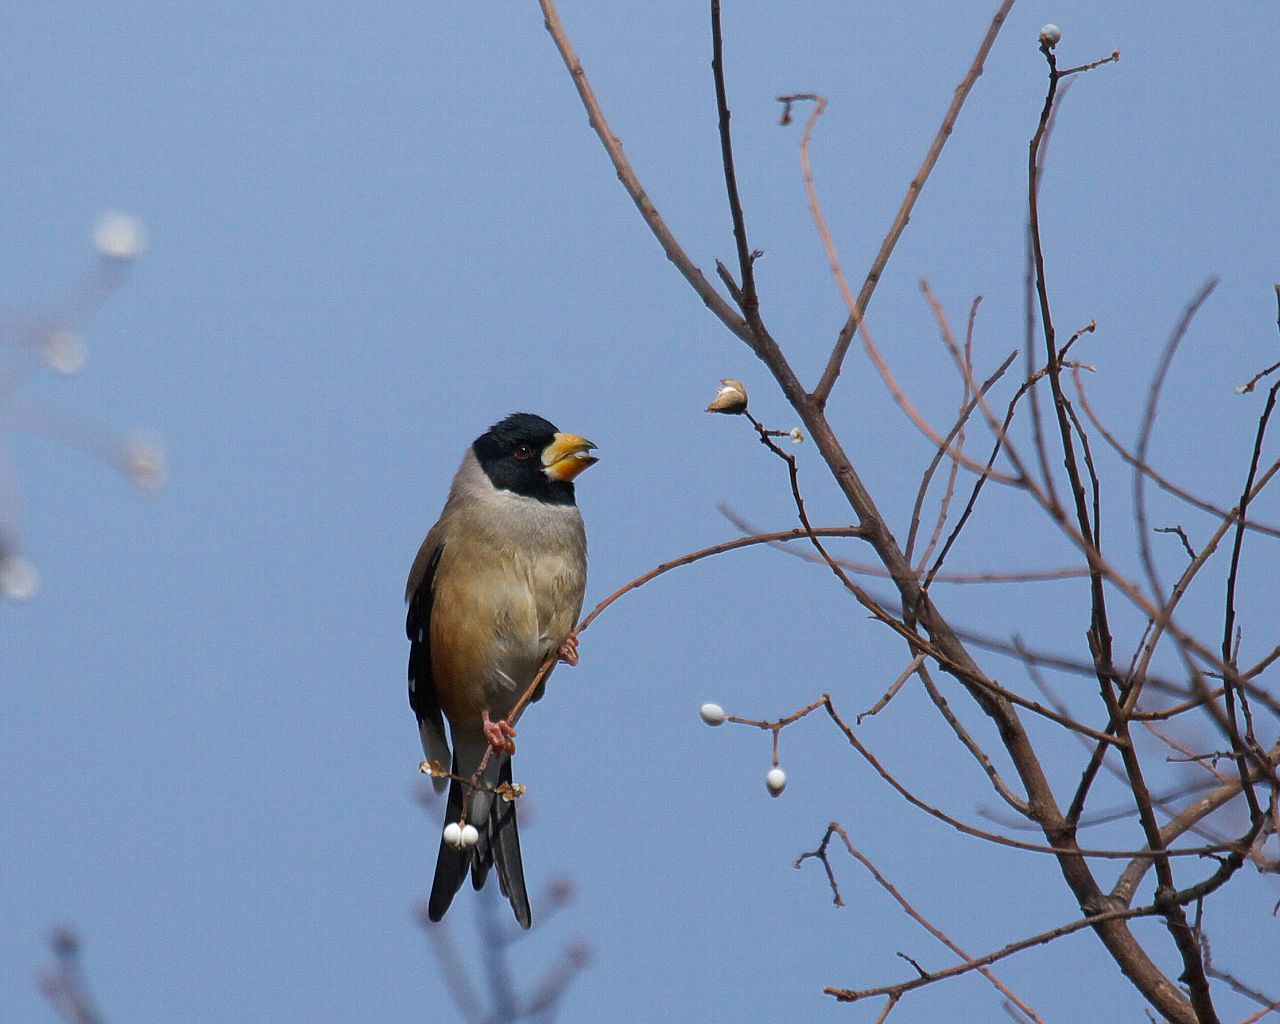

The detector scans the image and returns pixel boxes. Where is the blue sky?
[2,3,1278,1022]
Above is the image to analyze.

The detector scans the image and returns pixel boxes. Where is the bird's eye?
[513,445,534,460]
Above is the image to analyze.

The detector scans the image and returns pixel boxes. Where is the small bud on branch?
[706,378,748,414]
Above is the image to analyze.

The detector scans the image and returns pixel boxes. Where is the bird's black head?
[472,412,598,505]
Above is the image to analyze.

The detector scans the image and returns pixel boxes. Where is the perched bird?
[406,412,598,928]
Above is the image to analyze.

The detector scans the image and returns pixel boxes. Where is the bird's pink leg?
[557,633,580,667]
[482,710,517,755]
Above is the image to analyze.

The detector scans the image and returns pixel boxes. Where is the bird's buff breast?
[430,516,585,730]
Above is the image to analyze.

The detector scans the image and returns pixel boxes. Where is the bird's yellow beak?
[542,432,599,482]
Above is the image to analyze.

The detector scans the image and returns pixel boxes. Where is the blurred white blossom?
[94,212,146,261]
[43,330,86,375]
[124,439,167,494]
[0,554,39,601]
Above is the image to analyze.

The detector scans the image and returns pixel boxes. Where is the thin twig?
[1059,51,1121,77]
[859,654,927,722]
[1236,1000,1280,1024]
[826,898,1160,1004]
[712,0,760,317]
[1111,739,1280,906]
[913,297,983,574]
[40,930,105,1024]
[782,96,1021,483]
[1072,365,1280,539]
[537,0,754,346]
[916,662,1030,815]
[1236,360,1280,396]
[800,824,1046,1022]
[1031,41,1212,1019]
[812,0,1016,407]
[1218,378,1280,826]
[1130,689,1225,722]
[760,693,1224,859]
[1155,526,1197,564]
[1133,279,1220,604]
[1244,645,1280,681]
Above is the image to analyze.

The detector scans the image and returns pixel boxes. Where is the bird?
[406,412,598,929]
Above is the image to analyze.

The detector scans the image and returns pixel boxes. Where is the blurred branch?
[0,213,161,599]
[723,504,1088,585]
[781,93,1022,484]
[416,791,588,1023]
[40,930,104,1024]
[1133,279,1221,604]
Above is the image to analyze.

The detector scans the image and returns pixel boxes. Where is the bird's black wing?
[406,543,445,751]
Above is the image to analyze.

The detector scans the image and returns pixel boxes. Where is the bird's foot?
[557,633,580,667]
[482,710,517,755]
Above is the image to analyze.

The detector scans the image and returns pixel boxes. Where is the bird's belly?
[431,532,583,732]
[477,637,544,720]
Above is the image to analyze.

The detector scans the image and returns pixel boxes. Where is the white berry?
[442,822,464,849]
[699,703,727,726]
[460,824,480,849]
[765,767,787,797]
[1039,24,1061,47]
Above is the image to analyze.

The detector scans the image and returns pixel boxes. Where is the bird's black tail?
[427,755,531,929]
[426,755,469,923]
[483,758,530,928]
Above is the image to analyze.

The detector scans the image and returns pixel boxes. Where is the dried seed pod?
[706,378,748,415]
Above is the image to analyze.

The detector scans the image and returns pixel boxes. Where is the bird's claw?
[482,711,517,755]
[558,634,580,667]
